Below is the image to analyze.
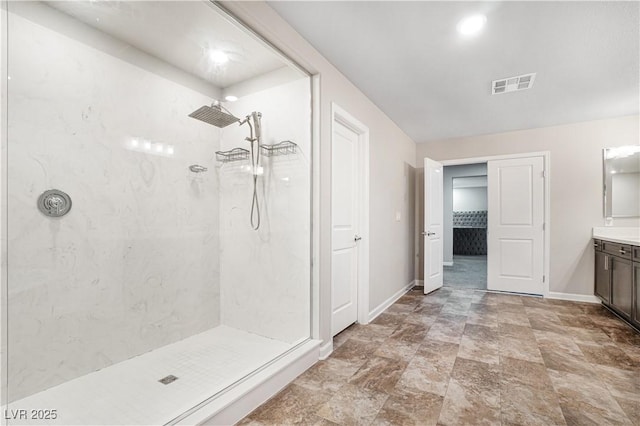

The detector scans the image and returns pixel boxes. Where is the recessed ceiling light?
[457,14,487,36]
[224,95,238,102]
[209,50,229,64]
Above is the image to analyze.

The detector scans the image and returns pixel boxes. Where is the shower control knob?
[38,189,72,218]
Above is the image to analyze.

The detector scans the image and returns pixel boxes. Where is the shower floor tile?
[4,326,292,425]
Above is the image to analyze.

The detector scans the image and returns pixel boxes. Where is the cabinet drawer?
[601,241,632,259]
[593,239,602,251]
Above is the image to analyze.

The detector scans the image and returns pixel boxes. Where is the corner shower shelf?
[216,147,250,163]
[260,141,297,157]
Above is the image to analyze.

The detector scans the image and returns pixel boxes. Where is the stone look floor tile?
[501,356,555,390]
[500,381,566,426]
[556,313,599,329]
[403,311,439,327]
[347,356,408,393]
[564,326,612,345]
[577,342,640,371]
[539,347,595,377]
[245,383,334,425]
[498,322,536,340]
[331,338,380,365]
[374,387,443,426]
[534,330,584,356]
[344,323,398,343]
[371,312,406,328]
[497,311,532,326]
[388,322,429,343]
[457,335,500,364]
[529,317,569,335]
[373,338,420,362]
[294,357,361,393]
[386,303,415,314]
[315,383,388,426]
[465,311,499,328]
[615,397,640,425]
[438,358,501,425]
[396,353,455,397]
[469,302,500,314]
[524,306,562,323]
[521,296,553,308]
[426,314,467,344]
[593,363,640,401]
[239,288,640,426]
[499,336,544,364]
[548,369,632,425]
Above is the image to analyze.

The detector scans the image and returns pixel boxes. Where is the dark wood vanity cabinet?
[594,239,637,328]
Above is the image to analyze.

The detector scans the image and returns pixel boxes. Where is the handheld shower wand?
[241,112,262,230]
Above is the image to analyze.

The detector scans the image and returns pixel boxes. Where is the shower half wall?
[2,1,312,424]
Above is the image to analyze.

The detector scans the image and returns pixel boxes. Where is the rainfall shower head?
[189,103,240,128]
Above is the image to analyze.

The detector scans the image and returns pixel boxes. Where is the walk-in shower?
[1,1,312,424]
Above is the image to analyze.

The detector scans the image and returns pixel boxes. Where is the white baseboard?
[318,341,333,360]
[414,279,424,286]
[443,261,453,267]
[175,339,321,426]
[547,292,600,304]
[368,281,415,322]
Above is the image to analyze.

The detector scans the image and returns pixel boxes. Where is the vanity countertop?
[593,227,640,246]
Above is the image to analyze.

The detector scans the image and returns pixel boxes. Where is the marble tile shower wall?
[219,78,311,344]
[7,12,222,401]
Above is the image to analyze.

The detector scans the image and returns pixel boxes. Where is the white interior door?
[487,156,544,294]
[331,120,360,336]
[423,157,444,294]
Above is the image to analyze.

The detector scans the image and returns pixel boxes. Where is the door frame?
[440,151,550,297]
[331,103,370,327]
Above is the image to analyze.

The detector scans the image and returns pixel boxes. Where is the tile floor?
[443,255,487,289]
[238,287,640,426]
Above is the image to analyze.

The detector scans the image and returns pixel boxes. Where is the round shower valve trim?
[38,189,72,217]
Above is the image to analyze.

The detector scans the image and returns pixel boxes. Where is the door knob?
[354,235,362,242]
[427,232,436,236]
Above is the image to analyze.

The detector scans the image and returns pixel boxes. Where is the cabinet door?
[595,251,610,303]
[634,263,639,325]
[611,257,633,318]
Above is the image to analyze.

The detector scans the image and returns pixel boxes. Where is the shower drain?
[158,375,179,385]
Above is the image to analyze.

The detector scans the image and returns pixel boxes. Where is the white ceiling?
[270,1,640,142]
[49,1,289,89]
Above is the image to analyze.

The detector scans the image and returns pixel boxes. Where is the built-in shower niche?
[3,1,311,424]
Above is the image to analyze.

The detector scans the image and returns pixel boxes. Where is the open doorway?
[417,153,549,296]
[442,164,487,289]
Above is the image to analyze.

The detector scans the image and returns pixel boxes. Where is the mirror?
[604,146,640,217]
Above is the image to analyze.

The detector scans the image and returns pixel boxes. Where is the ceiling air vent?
[492,73,536,95]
